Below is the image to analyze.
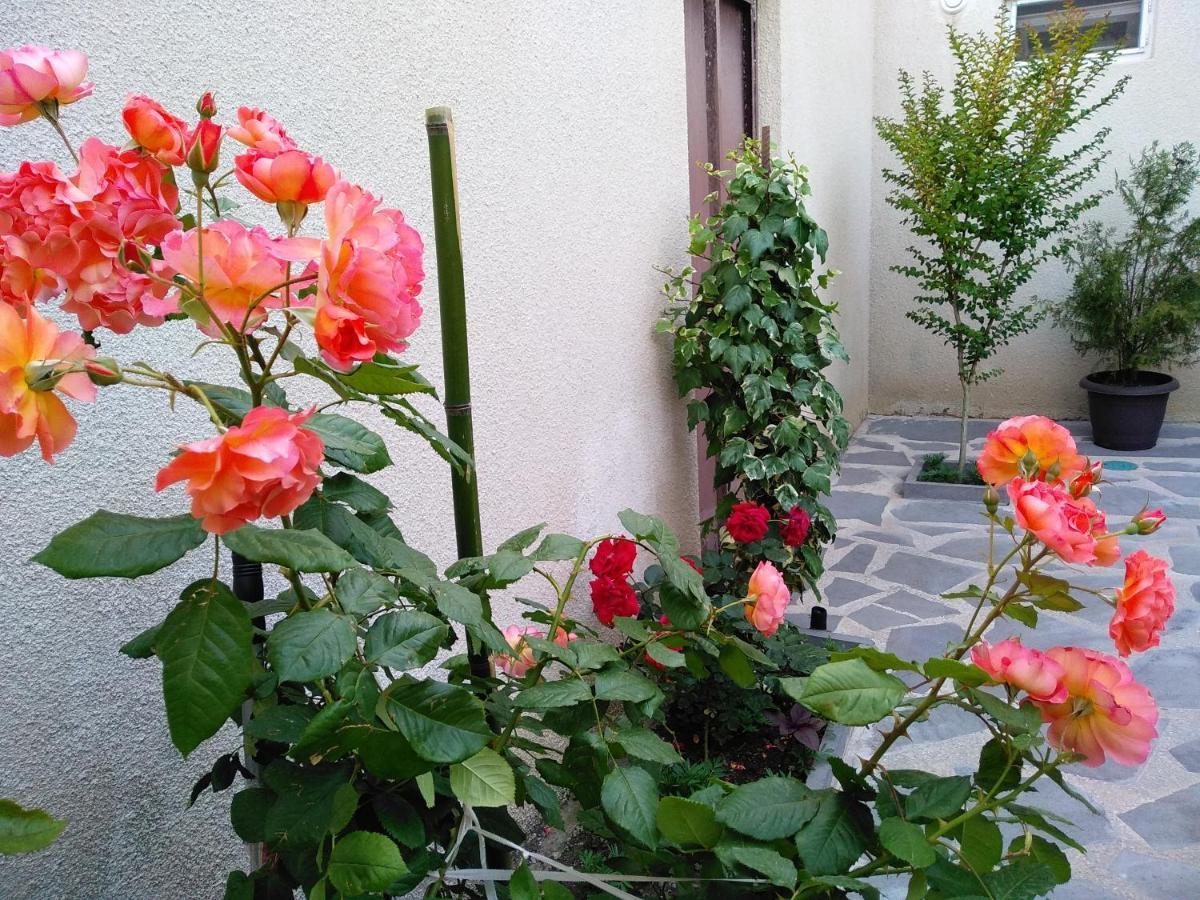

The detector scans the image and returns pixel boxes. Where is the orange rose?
[122,94,188,166]
[234,149,338,205]
[977,415,1085,487]
[1110,550,1174,656]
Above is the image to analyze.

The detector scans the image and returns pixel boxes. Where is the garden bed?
[901,454,990,501]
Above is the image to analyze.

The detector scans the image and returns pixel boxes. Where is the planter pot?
[1080,370,1180,451]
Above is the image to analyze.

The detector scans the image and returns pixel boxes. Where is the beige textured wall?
[772,0,877,428]
[0,2,697,896]
[869,0,1200,421]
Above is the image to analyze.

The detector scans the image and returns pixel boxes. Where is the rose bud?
[196,91,216,118]
[84,357,122,386]
[185,118,222,177]
[1131,508,1166,535]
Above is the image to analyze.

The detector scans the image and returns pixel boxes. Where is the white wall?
[0,1,698,896]
[869,0,1200,420]
[772,0,876,427]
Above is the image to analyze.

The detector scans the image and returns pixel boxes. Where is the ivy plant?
[661,139,850,594]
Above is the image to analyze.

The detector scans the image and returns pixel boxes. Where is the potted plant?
[1055,141,1200,450]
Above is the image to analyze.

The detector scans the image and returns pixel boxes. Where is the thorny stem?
[41,106,78,164]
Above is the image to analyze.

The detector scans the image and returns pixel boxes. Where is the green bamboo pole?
[426,107,490,680]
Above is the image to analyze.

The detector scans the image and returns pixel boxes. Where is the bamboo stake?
[426,107,490,680]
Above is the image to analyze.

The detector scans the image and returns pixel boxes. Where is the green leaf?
[335,567,397,618]
[514,679,593,709]
[119,624,161,659]
[795,659,907,726]
[645,641,686,669]
[229,788,272,843]
[322,472,391,514]
[923,657,989,686]
[499,523,545,552]
[267,610,357,683]
[433,583,483,625]
[244,704,315,743]
[572,642,621,670]
[532,533,585,562]
[716,776,819,840]
[967,688,1044,734]
[594,668,661,703]
[718,643,756,689]
[509,861,540,900]
[810,875,881,900]
[341,359,435,396]
[379,677,492,763]
[450,748,516,808]
[222,525,356,573]
[0,800,66,854]
[601,766,658,849]
[793,790,871,876]
[904,775,972,821]
[982,859,1058,900]
[656,796,721,848]
[1018,835,1071,884]
[521,773,564,830]
[157,580,253,756]
[262,760,358,847]
[617,508,670,544]
[961,814,1004,874]
[830,646,922,673]
[364,611,448,670]
[716,844,797,889]
[307,413,391,473]
[327,831,407,894]
[614,727,684,765]
[357,728,432,781]
[879,817,935,868]
[33,511,205,579]
[977,738,1022,793]
[374,794,425,849]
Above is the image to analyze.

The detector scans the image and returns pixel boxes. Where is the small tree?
[876,4,1127,471]
[1055,141,1200,378]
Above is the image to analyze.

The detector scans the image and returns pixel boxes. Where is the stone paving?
[802,416,1200,899]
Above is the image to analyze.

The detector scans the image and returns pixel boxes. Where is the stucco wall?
[869,0,1200,421]
[0,2,697,896]
[773,0,876,427]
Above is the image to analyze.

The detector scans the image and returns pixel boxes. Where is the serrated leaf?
[904,775,972,821]
[327,831,407,894]
[33,511,205,579]
[433,583,483,625]
[229,788,272,843]
[262,760,358,847]
[450,748,516,807]
[594,668,661,703]
[879,817,935,868]
[614,726,683,765]
[532,533,585,562]
[322,472,391,514]
[961,814,1004,874]
[793,790,871,875]
[157,580,253,756]
[982,858,1057,899]
[335,567,397,618]
[364,611,448,670]
[307,414,391,473]
[119,623,161,659]
[0,800,66,854]
[514,678,592,709]
[379,677,492,763]
[795,659,907,726]
[718,642,756,689]
[222,524,356,573]
[657,796,721,848]
[716,776,819,840]
[923,657,989,686]
[267,609,357,683]
[601,766,658,849]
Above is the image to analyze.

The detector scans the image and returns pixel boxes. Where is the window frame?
[1009,0,1156,61]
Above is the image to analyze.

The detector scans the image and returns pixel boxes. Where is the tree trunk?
[957,378,970,475]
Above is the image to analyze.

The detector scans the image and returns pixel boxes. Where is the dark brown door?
[684,0,758,521]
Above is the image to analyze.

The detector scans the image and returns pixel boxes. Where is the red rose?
[590,575,639,627]
[726,502,769,543]
[780,507,811,548]
[589,538,637,578]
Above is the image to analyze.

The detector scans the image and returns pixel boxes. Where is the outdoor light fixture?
[941,0,968,13]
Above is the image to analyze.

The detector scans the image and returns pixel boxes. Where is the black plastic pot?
[1080,370,1180,451]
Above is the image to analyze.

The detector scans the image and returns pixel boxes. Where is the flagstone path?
[800,416,1200,899]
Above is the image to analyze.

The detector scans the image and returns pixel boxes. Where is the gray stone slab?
[855,529,914,547]
[1149,474,1200,498]
[874,551,975,596]
[877,591,955,619]
[821,577,880,607]
[1159,423,1200,439]
[1027,776,1112,842]
[834,543,876,574]
[835,466,889,487]
[1072,756,1138,783]
[843,449,912,467]
[1169,737,1200,773]
[1170,543,1200,576]
[1080,439,1200,459]
[849,604,917,630]
[886,622,964,660]
[1131,648,1200,708]
[891,498,991,525]
[908,701,985,744]
[1144,459,1200,472]
[928,535,993,563]
[1120,783,1200,849]
[1110,850,1200,896]
[1044,879,1124,900]
[826,490,889,526]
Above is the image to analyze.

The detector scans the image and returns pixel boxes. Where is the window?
[1012,0,1151,59]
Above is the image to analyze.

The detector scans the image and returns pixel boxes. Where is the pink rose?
[1110,550,1175,657]
[970,637,1067,703]
[122,95,188,166]
[1008,477,1118,567]
[0,46,92,126]
[977,415,1085,487]
[234,149,339,205]
[744,560,789,638]
[0,303,95,462]
[156,406,324,534]
[1032,646,1158,767]
[495,625,539,678]
[228,107,296,154]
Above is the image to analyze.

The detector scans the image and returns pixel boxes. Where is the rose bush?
[0,48,1177,900]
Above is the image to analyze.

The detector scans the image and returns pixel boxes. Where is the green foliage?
[662,138,850,593]
[33,511,206,579]
[1055,141,1200,374]
[877,3,1127,465]
[0,800,66,855]
[918,452,986,486]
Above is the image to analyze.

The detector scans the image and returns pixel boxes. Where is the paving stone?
[874,551,975,596]
[886,622,964,660]
[1120,783,1200,848]
[891,498,992,525]
[1110,850,1200,896]
[908,701,984,743]
[1131,648,1200,708]
[821,577,880,607]
[1044,879,1124,900]
[877,591,955,619]
[849,604,917,630]
[843,449,912,467]
[835,466,888,487]
[826,490,889,526]
[1170,543,1200,576]
[833,543,876,574]
[1080,439,1200,459]
[1168,737,1200,773]
[1149,474,1200,498]
[855,529,913,547]
[1029,777,1112,843]
[1091,484,1172,516]
[928,535,992,563]
[1072,756,1138,783]
[1143,459,1200,472]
